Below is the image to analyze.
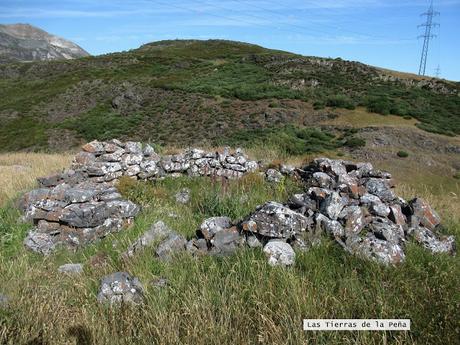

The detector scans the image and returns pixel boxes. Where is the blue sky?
[1,0,459,80]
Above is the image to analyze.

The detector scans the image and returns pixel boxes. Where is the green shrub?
[344,137,366,148]
[326,94,355,110]
[397,150,409,158]
[365,96,391,115]
[453,172,460,179]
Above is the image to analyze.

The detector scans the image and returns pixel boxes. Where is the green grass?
[0,172,459,344]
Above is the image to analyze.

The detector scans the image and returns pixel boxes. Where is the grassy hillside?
[0,39,459,152]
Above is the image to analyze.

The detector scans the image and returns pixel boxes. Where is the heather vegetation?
[0,40,459,152]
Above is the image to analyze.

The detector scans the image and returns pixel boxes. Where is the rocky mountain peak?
[0,23,90,63]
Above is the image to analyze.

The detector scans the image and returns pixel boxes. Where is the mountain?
[0,39,458,153]
[0,23,89,63]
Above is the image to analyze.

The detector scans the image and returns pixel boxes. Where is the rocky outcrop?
[21,140,258,255]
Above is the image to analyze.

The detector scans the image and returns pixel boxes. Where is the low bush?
[397,150,409,158]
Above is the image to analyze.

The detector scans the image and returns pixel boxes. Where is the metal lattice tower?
[434,65,441,78]
[418,0,439,76]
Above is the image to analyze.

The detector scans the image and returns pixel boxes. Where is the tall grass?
[0,152,73,206]
[0,151,459,344]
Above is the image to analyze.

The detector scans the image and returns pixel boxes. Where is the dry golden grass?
[321,107,419,128]
[0,152,73,206]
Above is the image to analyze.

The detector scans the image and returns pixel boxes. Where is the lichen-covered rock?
[97,272,143,305]
[24,231,57,255]
[263,241,295,266]
[345,234,405,265]
[320,192,348,220]
[175,188,191,204]
[265,169,283,183]
[409,198,441,230]
[122,221,173,258]
[412,226,455,254]
[199,216,232,240]
[242,202,312,238]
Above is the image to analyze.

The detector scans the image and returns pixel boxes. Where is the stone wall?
[21,140,259,254]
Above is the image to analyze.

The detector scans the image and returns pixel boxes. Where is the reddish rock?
[410,198,441,230]
[389,204,406,225]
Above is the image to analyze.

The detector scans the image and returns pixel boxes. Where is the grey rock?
[246,235,263,248]
[265,169,283,183]
[124,141,142,154]
[175,188,191,204]
[345,234,405,265]
[210,227,243,255]
[242,202,312,238]
[185,238,209,255]
[315,214,344,238]
[280,164,295,176]
[156,233,187,260]
[24,231,57,255]
[365,178,395,202]
[199,216,232,240]
[97,272,144,305]
[64,188,96,203]
[339,206,366,236]
[312,172,334,188]
[369,218,405,245]
[412,226,455,254]
[321,192,348,220]
[123,221,173,258]
[58,263,83,274]
[263,241,295,266]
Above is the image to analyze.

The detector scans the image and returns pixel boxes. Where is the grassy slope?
[0,39,459,152]
[0,150,459,345]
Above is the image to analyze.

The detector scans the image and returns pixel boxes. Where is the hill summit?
[0,23,89,63]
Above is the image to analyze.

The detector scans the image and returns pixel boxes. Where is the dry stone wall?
[20,140,259,254]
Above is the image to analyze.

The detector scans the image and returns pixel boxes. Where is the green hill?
[0,39,459,151]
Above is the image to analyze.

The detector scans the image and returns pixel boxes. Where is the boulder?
[320,192,348,220]
[185,238,209,256]
[263,241,295,266]
[97,272,143,305]
[242,202,312,238]
[339,206,366,236]
[345,234,405,265]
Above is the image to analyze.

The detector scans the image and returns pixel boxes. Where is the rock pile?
[242,158,455,265]
[21,140,258,255]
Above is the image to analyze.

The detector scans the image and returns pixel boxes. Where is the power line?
[233,0,416,41]
[418,0,439,76]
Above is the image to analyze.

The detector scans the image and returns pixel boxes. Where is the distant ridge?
[0,23,89,63]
